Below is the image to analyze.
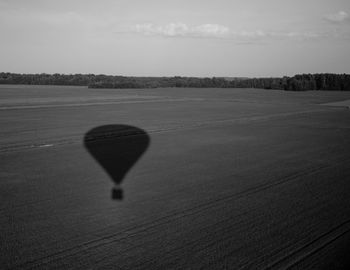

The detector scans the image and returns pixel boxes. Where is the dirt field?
[1,85,350,269]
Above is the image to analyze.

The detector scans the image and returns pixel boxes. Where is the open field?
[1,85,350,269]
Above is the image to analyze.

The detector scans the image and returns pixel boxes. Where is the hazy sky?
[1,0,349,77]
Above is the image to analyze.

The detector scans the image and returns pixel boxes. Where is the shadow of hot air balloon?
[84,125,150,200]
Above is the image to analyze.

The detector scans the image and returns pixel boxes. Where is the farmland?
[1,85,350,269]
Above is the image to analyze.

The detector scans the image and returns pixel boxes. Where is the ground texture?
[1,85,350,269]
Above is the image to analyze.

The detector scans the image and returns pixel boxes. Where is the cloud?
[133,23,279,40]
[132,23,328,42]
[134,23,230,38]
[324,11,349,23]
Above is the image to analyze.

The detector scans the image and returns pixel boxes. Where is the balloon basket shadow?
[112,187,123,200]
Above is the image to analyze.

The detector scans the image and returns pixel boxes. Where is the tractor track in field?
[10,159,350,270]
[0,108,329,154]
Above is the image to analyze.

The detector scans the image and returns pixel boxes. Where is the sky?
[0,0,349,77]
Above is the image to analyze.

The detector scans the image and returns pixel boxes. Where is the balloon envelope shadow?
[84,125,150,200]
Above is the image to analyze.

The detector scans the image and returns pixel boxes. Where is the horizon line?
[1,71,350,79]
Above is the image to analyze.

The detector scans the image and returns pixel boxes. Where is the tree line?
[0,72,349,91]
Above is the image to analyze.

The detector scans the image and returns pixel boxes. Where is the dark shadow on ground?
[84,125,150,200]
